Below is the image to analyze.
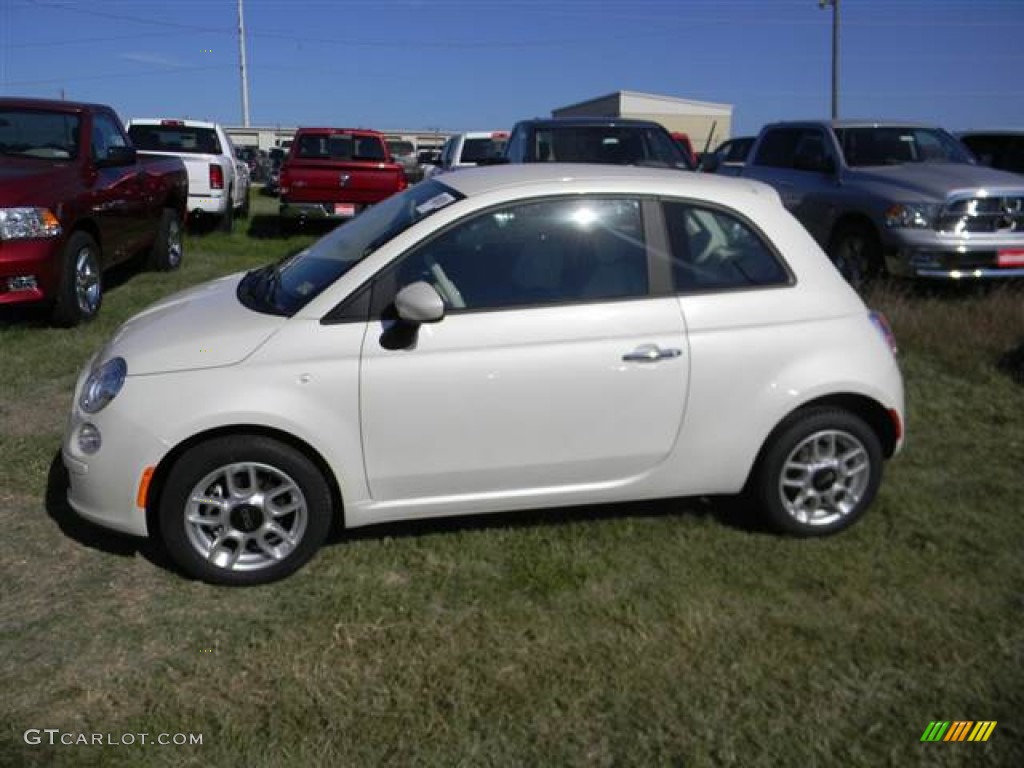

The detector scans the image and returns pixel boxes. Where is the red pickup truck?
[278,128,406,232]
[0,97,188,325]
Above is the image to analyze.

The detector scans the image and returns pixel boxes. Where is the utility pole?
[819,0,840,119]
[238,0,251,127]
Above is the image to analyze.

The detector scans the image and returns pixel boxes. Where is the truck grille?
[938,194,1024,234]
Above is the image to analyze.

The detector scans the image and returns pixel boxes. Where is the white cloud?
[118,52,184,68]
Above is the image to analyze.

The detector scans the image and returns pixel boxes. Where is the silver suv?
[738,120,1024,283]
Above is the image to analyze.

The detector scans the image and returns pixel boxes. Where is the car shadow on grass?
[328,493,770,548]
[44,451,174,570]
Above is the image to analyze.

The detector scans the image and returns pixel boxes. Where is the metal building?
[551,90,733,155]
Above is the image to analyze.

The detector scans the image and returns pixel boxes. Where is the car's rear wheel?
[158,435,333,585]
[752,407,883,536]
[52,231,102,326]
[147,209,183,271]
[827,221,883,290]
[219,190,234,232]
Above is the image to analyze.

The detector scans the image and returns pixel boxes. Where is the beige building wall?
[625,112,731,153]
[551,91,734,155]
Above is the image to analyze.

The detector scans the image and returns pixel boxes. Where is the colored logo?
[920,721,997,742]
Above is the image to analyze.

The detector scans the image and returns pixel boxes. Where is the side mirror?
[96,145,137,168]
[394,281,445,324]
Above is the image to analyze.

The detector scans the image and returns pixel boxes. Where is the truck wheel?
[238,189,251,219]
[148,209,183,271]
[158,435,334,586]
[827,222,883,290]
[751,407,883,537]
[52,231,102,326]
[219,191,234,233]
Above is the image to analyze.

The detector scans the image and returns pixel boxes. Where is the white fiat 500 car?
[63,165,905,585]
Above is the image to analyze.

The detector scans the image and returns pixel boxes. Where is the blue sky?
[2,0,1022,142]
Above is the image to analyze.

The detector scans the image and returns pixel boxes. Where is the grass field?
[1,191,1022,767]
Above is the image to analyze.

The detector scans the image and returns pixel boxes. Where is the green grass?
[1,194,1022,766]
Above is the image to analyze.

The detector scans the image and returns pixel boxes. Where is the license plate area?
[334,203,356,217]
[997,248,1024,267]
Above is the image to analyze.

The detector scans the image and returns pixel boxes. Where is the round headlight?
[79,357,127,414]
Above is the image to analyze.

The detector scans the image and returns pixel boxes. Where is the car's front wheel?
[52,231,102,326]
[827,221,883,290]
[752,407,883,536]
[158,435,333,585]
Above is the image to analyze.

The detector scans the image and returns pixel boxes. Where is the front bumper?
[884,230,1024,279]
[62,376,170,538]
[0,237,62,306]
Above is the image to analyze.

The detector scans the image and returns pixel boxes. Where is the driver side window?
[387,197,648,312]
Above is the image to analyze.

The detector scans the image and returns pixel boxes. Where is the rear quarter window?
[662,201,790,292]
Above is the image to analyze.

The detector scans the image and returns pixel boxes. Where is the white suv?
[63,165,905,585]
[127,118,250,231]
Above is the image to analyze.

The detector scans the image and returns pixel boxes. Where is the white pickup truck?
[126,118,250,231]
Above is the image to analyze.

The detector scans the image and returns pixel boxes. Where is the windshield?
[532,126,690,169]
[295,133,386,161]
[238,180,464,316]
[128,124,222,155]
[836,126,973,167]
[0,109,80,161]
[462,137,506,163]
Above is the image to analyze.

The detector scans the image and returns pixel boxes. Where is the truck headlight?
[79,357,127,414]
[0,207,62,240]
[885,203,941,229]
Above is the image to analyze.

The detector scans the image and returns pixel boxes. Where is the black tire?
[218,191,234,233]
[827,221,883,290]
[751,407,883,537]
[238,188,251,219]
[147,209,184,271]
[52,231,102,326]
[158,435,334,586]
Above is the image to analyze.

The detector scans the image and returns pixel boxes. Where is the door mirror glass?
[394,281,445,324]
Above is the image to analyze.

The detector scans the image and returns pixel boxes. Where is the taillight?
[869,310,898,355]
[209,164,224,190]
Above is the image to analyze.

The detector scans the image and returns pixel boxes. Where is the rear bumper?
[0,237,62,306]
[279,200,365,221]
[188,193,230,217]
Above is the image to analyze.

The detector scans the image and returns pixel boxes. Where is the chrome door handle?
[622,344,682,363]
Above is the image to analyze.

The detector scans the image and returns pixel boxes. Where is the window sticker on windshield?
[416,192,457,214]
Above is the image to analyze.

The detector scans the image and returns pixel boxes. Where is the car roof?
[129,118,220,129]
[514,117,669,129]
[765,119,941,130]
[293,127,384,136]
[432,162,775,201]
[0,96,110,113]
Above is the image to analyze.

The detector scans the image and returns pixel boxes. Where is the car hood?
[844,162,1024,202]
[0,159,74,205]
[101,272,286,376]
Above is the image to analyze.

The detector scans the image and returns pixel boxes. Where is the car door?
[86,111,147,262]
[358,195,690,503]
[744,126,839,245]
